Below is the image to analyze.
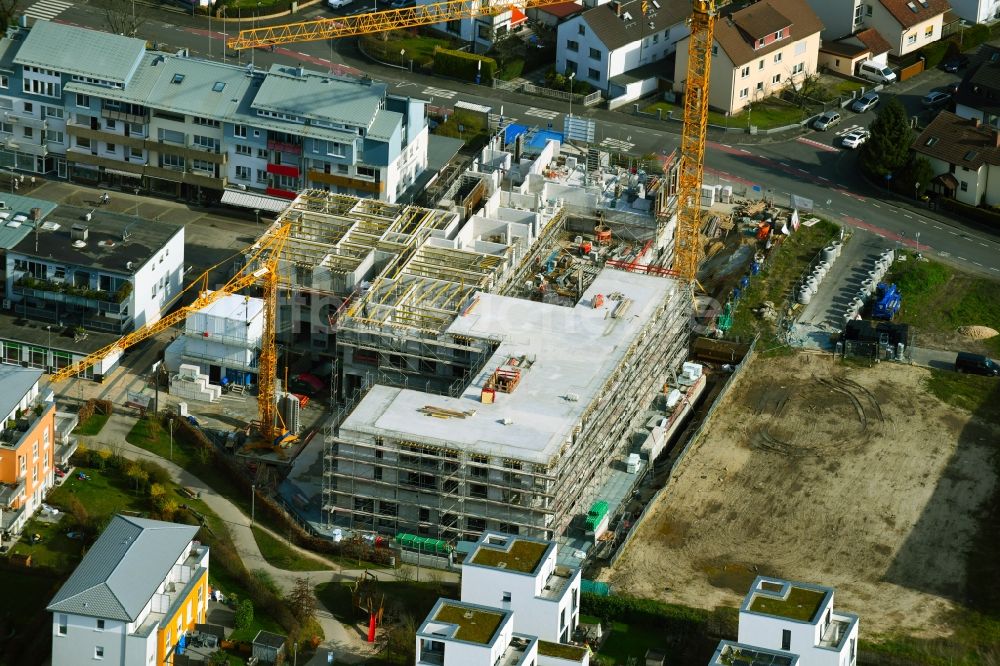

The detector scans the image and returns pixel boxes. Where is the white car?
[841,129,870,149]
[327,0,353,8]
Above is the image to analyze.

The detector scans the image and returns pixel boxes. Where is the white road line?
[974,262,983,266]
[933,225,943,229]
[422,87,457,99]
[992,267,999,271]
[739,148,751,153]
[980,242,989,247]
[778,162,791,167]
[903,214,912,218]
[819,177,830,182]
[918,219,926,224]
[958,256,967,260]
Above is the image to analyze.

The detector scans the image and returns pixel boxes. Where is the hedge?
[919,41,950,69]
[941,197,1000,225]
[432,47,496,84]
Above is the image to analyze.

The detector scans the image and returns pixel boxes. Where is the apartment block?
[0,365,54,537]
[48,515,210,666]
[461,533,582,643]
[0,20,428,204]
[718,576,859,666]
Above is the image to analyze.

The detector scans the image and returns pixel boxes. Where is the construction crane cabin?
[50,223,296,447]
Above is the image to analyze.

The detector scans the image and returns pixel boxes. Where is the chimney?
[610,1,620,15]
[995,129,1000,148]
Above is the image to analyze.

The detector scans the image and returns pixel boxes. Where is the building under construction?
[273,138,690,542]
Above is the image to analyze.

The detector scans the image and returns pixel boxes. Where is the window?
[235,144,252,156]
[795,40,807,56]
[32,442,38,460]
[23,102,32,113]
[781,630,791,650]
[106,118,116,130]
[49,130,66,144]
[588,67,600,80]
[758,59,765,70]
[960,181,968,191]
[57,615,67,635]
[129,147,143,159]
[756,81,764,91]
[234,124,247,138]
[866,4,873,15]
[95,646,105,659]
[257,148,268,159]
[567,40,579,51]
[792,62,804,75]
[235,165,250,180]
[419,507,430,522]
[105,142,116,153]
[129,123,144,137]
[23,127,32,139]
[565,59,577,74]
[739,87,749,99]
[907,33,917,44]
[0,75,6,89]
[772,73,781,83]
[741,66,750,78]
[711,45,718,56]
[256,169,268,184]
[502,592,512,603]
[854,3,864,23]
[589,47,601,60]
[356,165,376,179]
[44,105,63,119]
[578,24,585,35]
[774,52,782,63]
[924,25,933,37]
[171,73,185,84]
[337,163,348,174]
[96,619,105,630]
[75,93,89,107]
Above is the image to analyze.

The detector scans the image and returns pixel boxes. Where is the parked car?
[841,129,870,149]
[327,0,352,7]
[851,92,879,113]
[813,111,841,131]
[921,91,952,108]
[858,60,897,84]
[955,352,999,376]
[942,54,969,72]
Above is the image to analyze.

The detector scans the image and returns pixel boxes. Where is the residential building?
[673,0,823,114]
[47,515,210,666]
[0,365,54,537]
[913,110,1000,205]
[528,1,584,28]
[0,20,429,204]
[945,0,999,25]
[420,0,528,53]
[164,293,265,388]
[954,45,1000,128]
[461,533,581,643]
[5,208,185,336]
[803,0,948,57]
[416,532,588,666]
[818,27,894,75]
[556,0,690,94]
[724,576,859,666]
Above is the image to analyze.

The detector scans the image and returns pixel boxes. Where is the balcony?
[66,149,227,189]
[2,112,46,129]
[267,163,300,178]
[13,278,129,309]
[156,142,227,164]
[267,138,302,154]
[0,478,26,507]
[266,186,298,200]
[101,107,148,125]
[819,615,854,649]
[308,169,384,194]
[3,136,48,156]
[66,123,147,150]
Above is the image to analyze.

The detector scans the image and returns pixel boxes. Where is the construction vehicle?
[50,223,295,445]
[228,0,723,284]
[871,283,901,320]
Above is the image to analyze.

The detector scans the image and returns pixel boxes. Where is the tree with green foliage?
[901,156,935,199]
[285,577,317,624]
[234,599,255,630]
[860,97,913,181]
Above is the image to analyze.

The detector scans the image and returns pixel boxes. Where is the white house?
[818,27,894,75]
[416,599,538,666]
[48,515,210,666]
[730,576,859,666]
[803,0,949,56]
[674,0,824,114]
[164,293,264,388]
[954,45,1000,129]
[945,0,999,25]
[913,111,1000,205]
[421,0,528,53]
[461,532,582,644]
[556,0,690,94]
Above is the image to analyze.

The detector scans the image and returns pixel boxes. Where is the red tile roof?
[854,28,892,56]
[538,1,583,19]
[913,111,1000,170]
[878,0,949,29]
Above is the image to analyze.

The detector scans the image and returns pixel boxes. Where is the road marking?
[600,137,635,151]
[933,225,942,229]
[422,86,457,99]
[958,256,967,260]
[939,251,951,257]
[903,214,912,218]
[974,261,983,266]
[818,176,830,182]
[739,148,751,153]
[525,107,560,120]
[779,162,791,167]
[796,137,839,152]
[980,242,989,247]
[949,231,959,235]
[992,267,999,271]
[24,0,72,20]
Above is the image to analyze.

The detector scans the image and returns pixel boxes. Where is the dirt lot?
[605,352,998,638]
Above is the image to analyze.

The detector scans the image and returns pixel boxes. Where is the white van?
[858,61,897,84]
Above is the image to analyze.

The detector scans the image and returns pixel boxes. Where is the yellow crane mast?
[227,0,570,50]
[51,223,293,443]
[675,0,720,283]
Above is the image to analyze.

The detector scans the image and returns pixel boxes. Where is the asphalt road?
[32,0,1000,275]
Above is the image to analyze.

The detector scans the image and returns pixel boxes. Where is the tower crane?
[51,223,293,444]
[229,0,723,284]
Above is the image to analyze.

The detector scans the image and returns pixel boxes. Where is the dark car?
[955,352,999,376]
[942,54,969,72]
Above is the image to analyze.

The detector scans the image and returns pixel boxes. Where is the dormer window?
[757,38,765,47]
[774,30,782,39]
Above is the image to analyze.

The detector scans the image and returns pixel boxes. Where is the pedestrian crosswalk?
[835,124,865,136]
[422,86,457,100]
[600,137,635,152]
[24,0,72,21]
[525,107,560,120]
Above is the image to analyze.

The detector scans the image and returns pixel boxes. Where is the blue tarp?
[504,123,529,145]
[527,129,564,149]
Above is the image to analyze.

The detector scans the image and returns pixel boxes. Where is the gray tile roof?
[0,365,41,418]
[252,64,387,127]
[579,0,689,51]
[367,109,402,141]
[48,515,200,622]
[14,21,145,85]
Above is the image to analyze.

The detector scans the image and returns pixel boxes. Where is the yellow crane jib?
[228,0,572,50]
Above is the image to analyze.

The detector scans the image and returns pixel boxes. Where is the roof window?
[907,2,918,11]
[171,73,185,84]
[964,150,978,161]
[212,81,226,92]
[925,137,938,146]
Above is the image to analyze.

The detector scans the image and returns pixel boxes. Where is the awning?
[934,173,958,190]
[510,7,527,25]
[104,168,143,179]
[220,189,291,213]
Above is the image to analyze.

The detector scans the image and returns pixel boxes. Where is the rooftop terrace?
[433,601,506,645]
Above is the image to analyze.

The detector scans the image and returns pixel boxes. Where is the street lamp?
[251,483,256,526]
[568,71,575,118]
[169,418,174,461]
[45,325,51,373]
[254,208,261,228]
[914,181,920,201]
[400,48,406,68]
[134,187,140,220]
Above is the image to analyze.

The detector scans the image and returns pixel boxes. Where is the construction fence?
[607,335,759,567]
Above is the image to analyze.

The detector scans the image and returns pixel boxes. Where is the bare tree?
[0,0,16,32]
[285,577,318,624]
[100,0,146,37]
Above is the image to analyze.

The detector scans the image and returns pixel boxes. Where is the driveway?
[909,346,957,371]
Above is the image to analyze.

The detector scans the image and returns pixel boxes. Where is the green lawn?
[316,580,457,626]
[922,371,1000,423]
[643,98,810,130]
[72,412,109,436]
[598,620,669,664]
[361,32,461,67]
[251,526,330,571]
[6,515,87,573]
[47,465,146,521]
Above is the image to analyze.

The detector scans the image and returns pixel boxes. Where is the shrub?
[941,197,1000,226]
[919,40,950,69]
[234,599,254,630]
[432,48,496,84]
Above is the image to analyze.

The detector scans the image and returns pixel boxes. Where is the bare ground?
[604,352,998,638]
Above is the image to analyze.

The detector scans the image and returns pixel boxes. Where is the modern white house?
[48,515,210,666]
[555,0,690,95]
[164,293,264,388]
[461,532,582,644]
[420,0,528,53]
[722,576,859,666]
[417,532,589,666]
[802,0,949,56]
[673,0,824,114]
[913,110,1000,206]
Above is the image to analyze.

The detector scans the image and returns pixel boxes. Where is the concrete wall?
[947,0,999,24]
[131,225,185,329]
